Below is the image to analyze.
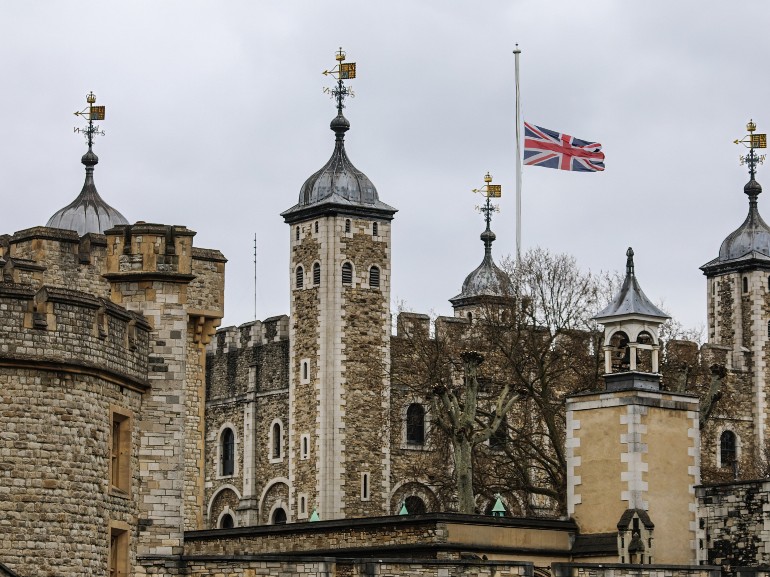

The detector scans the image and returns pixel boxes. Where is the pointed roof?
[594,248,669,323]
[46,147,128,235]
[701,177,770,275]
[282,114,396,223]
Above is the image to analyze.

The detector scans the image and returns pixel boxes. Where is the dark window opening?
[345,219,351,233]
[369,266,380,289]
[296,226,300,241]
[743,276,749,293]
[342,262,353,285]
[490,416,508,451]
[372,222,378,236]
[406,403,425,445]
[405,495,427,515]
[721,430,737,468]
[220,513,234,529]
[313,262,321,286]
[221,428,235,476]
[296,266,304,289]
[272,423,282,459]
[272,507,287,525]
[314,221,318,233]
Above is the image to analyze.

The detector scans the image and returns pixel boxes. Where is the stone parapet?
[0,283,150,389]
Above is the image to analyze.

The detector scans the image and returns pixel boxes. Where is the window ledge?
[109,486,130,499]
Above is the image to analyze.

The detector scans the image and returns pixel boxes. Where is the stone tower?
[701,126,770,467]
[281,56,397,521]
[566,248,700,564]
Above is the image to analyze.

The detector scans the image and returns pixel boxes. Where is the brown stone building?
[1,90,768,575]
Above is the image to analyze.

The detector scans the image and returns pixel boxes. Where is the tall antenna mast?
[253,234,258,321]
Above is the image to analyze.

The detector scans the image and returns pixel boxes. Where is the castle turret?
[700,121,770,467]
[281,49,396,521]
[566,248,699,565]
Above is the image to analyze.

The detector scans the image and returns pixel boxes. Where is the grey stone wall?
[697,479,770,568]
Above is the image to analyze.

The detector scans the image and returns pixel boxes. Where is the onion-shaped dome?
[702,178,770,274]
[282,114,395,222]
[450,227,512,308]
[46,147,128,236]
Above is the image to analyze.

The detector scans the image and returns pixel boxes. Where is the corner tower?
[701,120,770,465]
[281,49,397,521]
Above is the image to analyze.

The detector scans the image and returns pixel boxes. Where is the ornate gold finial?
[74,92,106,148]
[322,48,357,115]
[735,119,767,179]
[472,173,502,230]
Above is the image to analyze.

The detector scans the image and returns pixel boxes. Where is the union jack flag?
[523,122,605,172]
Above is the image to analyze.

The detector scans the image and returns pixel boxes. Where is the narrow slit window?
[345,219,351,233]
[272,422,282,459]
[314,221,318,233]
[743,276,749,293]
[361,472,370,500]
[342,262,353,286]
[720,430,737,469]
[221,428,235,476]
[296,266,304,289]
[313,262,321,286]
[369,266,380,289]
[296,226,300,241]
[372,222,378,236]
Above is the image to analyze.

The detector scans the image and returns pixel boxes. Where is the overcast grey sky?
[1,1,768,331]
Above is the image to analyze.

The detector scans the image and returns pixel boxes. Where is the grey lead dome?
[717,179,770,261]
[450,228,512,307]
[46,147,128,236]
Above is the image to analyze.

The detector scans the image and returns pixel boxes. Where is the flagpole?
[513,44,522,264]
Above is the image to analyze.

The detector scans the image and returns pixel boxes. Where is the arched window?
[743,276,749,293]
[467,312,473,322]
[372,222,378,236]
[313,262,321,286]
[405,495,427,515]
[406,403,425,445]
[272,422,282,459]
[314,221,318,233]
[342,262,353,286]
[490,416,508,451]
[221,428,235,476]
[720,430,737,469]
[369,265,380,289]
[220,513,234,529]
[272,507,287,525]
[296,226,300,241]
[345,219,351,233]
[296,265,304,289]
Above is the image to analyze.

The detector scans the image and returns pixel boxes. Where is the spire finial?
[74,91,105,151]
[473,172,502,232]
[736,119,767,183]
[323,47,357,117]
[626,247,635,277]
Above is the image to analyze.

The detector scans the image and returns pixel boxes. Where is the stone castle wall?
[0,283,151,577]
[697,479,770,568]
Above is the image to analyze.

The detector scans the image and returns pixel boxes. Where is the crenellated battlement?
[0,283,150,390]
[208,315,290,354]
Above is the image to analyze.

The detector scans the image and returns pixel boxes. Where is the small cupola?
[46,92,128,236]
[450,173,512,315]
[281,49,395,225]
[702,120,770,275]
[594,248,669,390]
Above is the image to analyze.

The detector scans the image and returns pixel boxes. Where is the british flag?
[523,122,605,172]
